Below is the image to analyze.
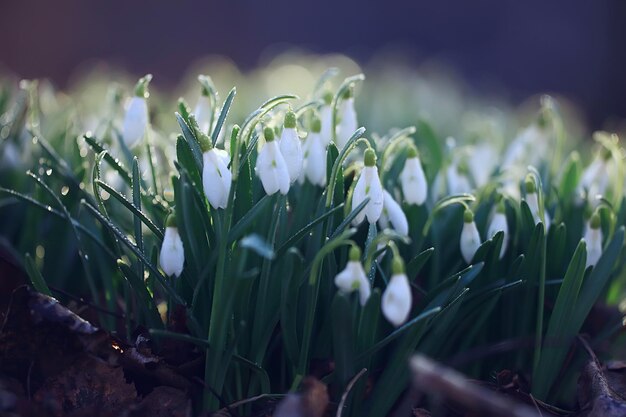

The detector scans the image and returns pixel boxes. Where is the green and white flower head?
[301,114,327,187]
[400,144,427,205]
[584,212,603,268]
[122,74,151,148]
[352,148,384,225]
[382,256,412,327]
[379,190,409,236]
[525,176,551,228]
[334,246,371,306]
[189,115,232,209]
[336,86,357,151]
[256,126,290,195]
[279,110,303,184]
[194,77,213,133]
[460,209,481,264]
[578,147,611,201]
[159,212,185,278]
[319,91,333,146]
[487,199,509,259]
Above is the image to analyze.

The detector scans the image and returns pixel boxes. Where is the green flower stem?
[532,223,547,377]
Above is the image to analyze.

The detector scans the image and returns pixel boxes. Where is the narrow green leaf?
[211,87,236,146]
[24,253,52,296]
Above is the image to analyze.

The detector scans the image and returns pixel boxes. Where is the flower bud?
[584,213,603,268]
[460,209,481,264]
[382,256,412,327]
[279,110,303,183]
[400,146,427,205]
[351,149,384,225]
[159,213,185,277]
[255,127,290,195]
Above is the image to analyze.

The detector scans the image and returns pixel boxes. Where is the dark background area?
[1,0,625,129]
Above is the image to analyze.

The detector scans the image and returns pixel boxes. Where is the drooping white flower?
[335,88,357,151]
[319,92,333,146]
[122,74,151,148]
[301,115,327,186]
[382,257,412,327]
[460,209,481,264]
[446,161,472,195]
[578,150,611,200]
[467,143,497,187]
[256,127,290,195]
[379,190,409,236]
[194,95,212,134]
[525,177,551,229]
[487,202,509,259]
[159,213,185,278]
[351,149,384,225]
[202,149,232,209]
[583,213,603,268]
[279,110,303,184]
[502,123,549,170]
[400,145,427,205]
[334,246,371,306]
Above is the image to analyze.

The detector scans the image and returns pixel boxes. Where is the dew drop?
[61,186,69,196]
[35,245,45,259]
[45,168,52,176]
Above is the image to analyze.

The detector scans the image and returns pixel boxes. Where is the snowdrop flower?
[378,190,409,236]
[335,87,357,151]
[578,149,611,200]
[446,160,472,195]
[279,110,303,183]
[256,127,290,195]
[159,212,185,278]
[583,212,603,268]
[400,145,427,205]
[334,246,371,306]
[301,115,327,186]
[122,74,151,148]
[319,91,333,146]
[351,148,384,225]
[188,115,232,209]
[194,92,212,134]
[525,177,551,229]
[460,209,481,264]
[382,256,412,327]
[502,123,549,170]
[487,200,509,259]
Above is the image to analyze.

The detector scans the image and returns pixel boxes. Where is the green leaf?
[24,253,52,296]
[211,87,236,146]
[228,194,272,244]
[176,112,203,170]
[331,293,356,389]
[533,239,587,399]
[406,247,434,279]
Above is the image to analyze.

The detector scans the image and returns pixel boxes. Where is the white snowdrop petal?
[382,273,412,327]
[381,190,408,236]
[194,95,212,133]
[279,127,303,183]
[400,157,427,205]
[203,150,232,209]
[460,221,481,264]
[122,97,148,148]
[160,227,185,277]
[487,212,509,259]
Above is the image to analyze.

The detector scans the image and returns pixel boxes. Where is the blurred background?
[1,0,625,130]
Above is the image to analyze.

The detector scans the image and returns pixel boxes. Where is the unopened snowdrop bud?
[400,145,427,205]
[122,74,152,148]
[487,200,509,259]
[194,85,212,134]
[256,127,290,195]
[379,190,409,236]
[279,110,303,183]
[319,91,333,146]
[382,256,412,327]
[584,213,603,268]
[336,87,357,151]
[334,246,371,306]
[525,177,551,228]
[160,213,185,278]
[301,115,327,186]
[202,149,231,209]
[460,209,481,264]
[579,149,611,199]
[351,148,384,225]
